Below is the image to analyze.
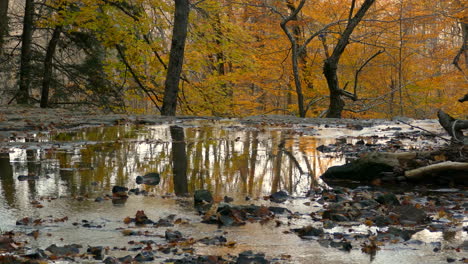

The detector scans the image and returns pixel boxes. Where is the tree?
[323,0,376,118]
[0,0,8,53]
[161,0,190,116]
[40,25,62,108]
[17,0,34,104]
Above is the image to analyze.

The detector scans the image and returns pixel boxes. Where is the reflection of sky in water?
[0,120,462,264]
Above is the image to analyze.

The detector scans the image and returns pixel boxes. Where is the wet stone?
[103,257,119,264]
[323,220,337,229]
[134,251,155,262]
[269,190,289,203]
[194,190,213,205]
[293,225,324,238]
[165,230,183,242]
[22,249,47,260]
[87,246,103,260]
[199,235,227,245]
[376,193,400,206]
[136,172,160,186]
[45,244,81,256]
[237,250,270,264]
[374,215,394,227]
[392,205,428,224]
[117,255,133,263]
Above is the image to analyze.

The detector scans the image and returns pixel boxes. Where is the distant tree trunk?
[40,25,62,108]
[0,0,9,53]
[280,0,306,117]
[324,0,375,118]
[17,0,34,105]
[161,0,189,116]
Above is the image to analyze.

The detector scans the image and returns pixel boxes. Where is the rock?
[165,230,183,242]
[386,227,417,241]
[0,236,15,251]
[136,172,160,185]
[269,190,289,203]
[194,189,213,205]
[87,246,103,260]
[376,193,400,206]
[322,210,351,222]
[117,255,133,263]
[199,236,227,245]
[112,186,128,199]
[293,225,324,238]
[374,215,394,227]
[237,251,269,264]
[330,240,353,251]
[22,249,47,260]
[154,215,176,227]
[134,251,154,262]
[224,196,234,203]
[17,175,39,181]
[267,206,291,214]
[321,159,394,183]
[45,244,81,256]
[323,220,337,229]
[392,205,428,225]
[103,257,119,264]
[135,210,153,225]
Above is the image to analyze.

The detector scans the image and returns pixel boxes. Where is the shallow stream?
[0,119,465,264]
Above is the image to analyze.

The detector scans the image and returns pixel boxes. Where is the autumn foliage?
[23,0,468,118]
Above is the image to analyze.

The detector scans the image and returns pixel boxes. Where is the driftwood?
[405,161,468,179]
[437,110,468,144]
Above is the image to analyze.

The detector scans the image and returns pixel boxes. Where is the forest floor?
[0,105,467,264]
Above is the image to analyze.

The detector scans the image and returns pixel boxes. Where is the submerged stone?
[376,193,400,206]
[269,190,289,203]
[293,225,324,238]
[87,246,103,260]
[194,190,213,205]
[45,244,81,256]
[237,250,269,264]
[136,172,160,185]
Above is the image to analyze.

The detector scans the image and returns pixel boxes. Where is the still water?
[0,119,462,264]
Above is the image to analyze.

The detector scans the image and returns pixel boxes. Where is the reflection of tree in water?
[170,126,188,196]
[0,153,14,207]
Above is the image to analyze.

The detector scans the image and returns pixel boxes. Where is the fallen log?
[437,110,468,144]
[405,161,468,180]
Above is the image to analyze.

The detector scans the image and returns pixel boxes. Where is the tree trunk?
[161,0,189,116]
[0,0,9,53]
[17,0,34,105]
[40,25,62,108]
[280,0,306,117]
[324,0,375,118]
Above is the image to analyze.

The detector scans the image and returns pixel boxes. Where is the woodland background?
[0,0,466,119]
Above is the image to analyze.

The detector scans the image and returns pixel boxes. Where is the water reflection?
[170,125,188,196]
[0,121,343,210]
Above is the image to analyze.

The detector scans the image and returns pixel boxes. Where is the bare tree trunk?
[324,0,375,118]
[40,25,62,108]
[0,0,9,53]
[161,0,189,116]
[280,0,306,117]
[17,0,34,105]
